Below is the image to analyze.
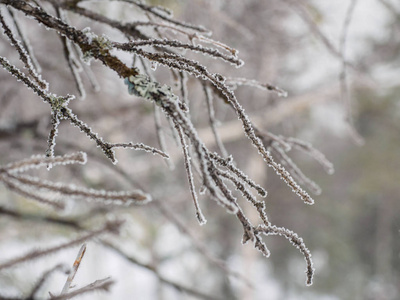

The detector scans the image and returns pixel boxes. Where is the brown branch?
[0,220,123,270]
[101,241,225,300]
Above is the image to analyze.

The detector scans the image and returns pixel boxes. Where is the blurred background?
[0,0,399,299]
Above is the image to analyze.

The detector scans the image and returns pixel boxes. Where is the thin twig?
[0,220,123,270]
[29,264,67,299]
[60,243,87,295]
[339,0,364,145]
[50,277,114,300]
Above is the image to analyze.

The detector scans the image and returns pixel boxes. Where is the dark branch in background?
[202,83,228,158]
[0,220,123,271]
[101,241,225,300]
[339,0,364,145]
[29,264,68,299]
[6,6,41,72]
[109,0,209,33]
[54,5,86,99]
[0,205,236,300]
[0,9,47,89]
[282,0,344,61]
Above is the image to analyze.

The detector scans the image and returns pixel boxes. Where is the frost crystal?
[81,28,112,64]
[82,27,95,44]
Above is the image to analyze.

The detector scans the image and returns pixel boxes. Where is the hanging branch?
[202,83,228,158]
[255,225,314,286]
[173,119,207,225]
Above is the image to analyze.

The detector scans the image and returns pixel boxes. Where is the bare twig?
[29,264,68,299]
[0,220,123,270]
[101,241,224,300]
[60,244,87,295]
[50,277,114,300]
[339,0,364,145]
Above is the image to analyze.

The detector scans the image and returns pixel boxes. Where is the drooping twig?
[269,142,321,195]
[173,119,206,225]
[255,225,314,286]
[202,83,228,158]
[282,136,334,175]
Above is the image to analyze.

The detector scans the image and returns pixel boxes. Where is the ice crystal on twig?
[203,83,228,158]
[0,8,47,90]
[210,153,267,198]
[114,38,243,67]
[225,77,288,97]
[7,7,41,72]
[55,7,86,99]
[174,120,206,225]
[270,142,321,195]
[6,172,151,205]
[46,111,60,163]
[1,175,65,210]
[255,225,315,285]
[1,152,150,208]
[3,152,87,173]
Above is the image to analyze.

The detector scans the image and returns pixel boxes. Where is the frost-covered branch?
[0,0,340,290]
